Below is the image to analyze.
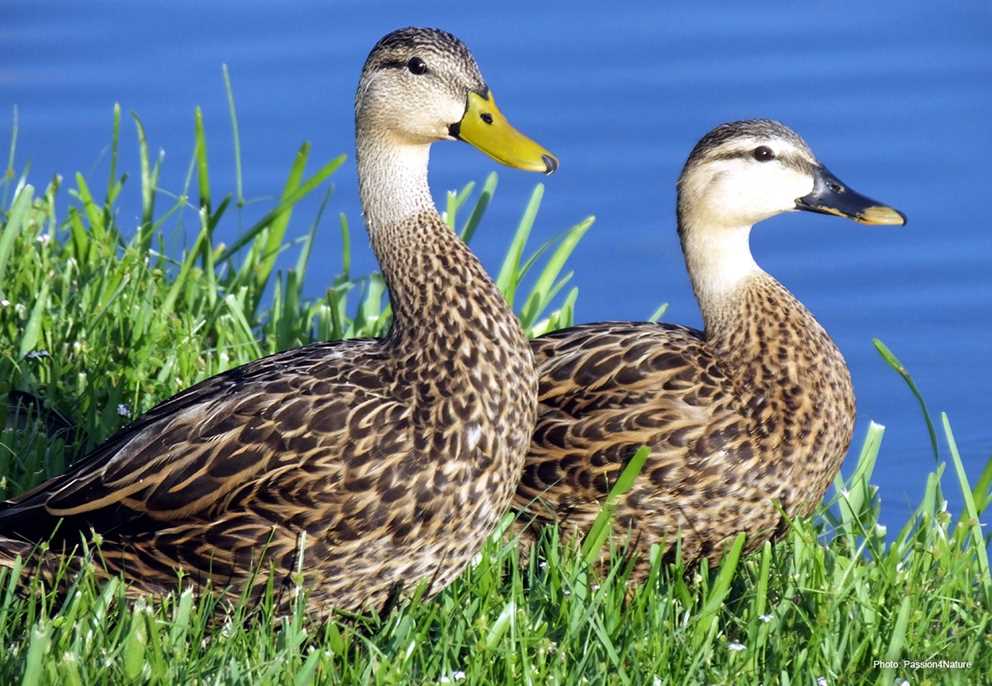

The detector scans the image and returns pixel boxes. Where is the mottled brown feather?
[515,277,855,575]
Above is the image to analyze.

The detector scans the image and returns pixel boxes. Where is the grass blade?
[691,533,746,650]
[518,216,594,328]
[495,184,543,302]
[216,154,345,265]
[4,104,17,182]
[941,412,992,602]
[580,446,650,565]
[132,112,161,251]
[18,279,49,358]
[0,184,31,281]
[874,338,938,462]
[460,172,498,243]
[21,622,50,686]
[881,596,912,683]
[193,106,211,213]
[222,64,245,207]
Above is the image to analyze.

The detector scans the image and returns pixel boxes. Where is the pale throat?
[356,131,435,233]
[680,221,763,306]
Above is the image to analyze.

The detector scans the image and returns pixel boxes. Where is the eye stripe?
[705,149,813,173]
[377,57,430,74]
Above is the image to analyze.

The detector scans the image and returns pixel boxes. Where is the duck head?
[678,119,905,230]
[356,27,558,174]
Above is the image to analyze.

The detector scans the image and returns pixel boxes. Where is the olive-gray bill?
[796,165,906,226]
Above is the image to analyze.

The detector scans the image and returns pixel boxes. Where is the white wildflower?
[438,671,466,684]
[117,403,131,417]
[727,641,745,652]
[759,613,773,623]
[36,233,51,245]
[26,349,50,360]
[874,524,887,538]
[897,680,909,686]
[816,677,828,686]
[0,298,9,307]
[653,677,663,686]
[15,303,26,317]
[220,618,236,638]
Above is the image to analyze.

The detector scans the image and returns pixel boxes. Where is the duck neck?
[680,221,762,321]
[356,128,433,233]
[679,215,855,513]
[679,215,831,371]
[355,128,529,358]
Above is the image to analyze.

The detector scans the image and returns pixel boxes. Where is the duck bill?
[795,166,906,226]
[449,89,559,175]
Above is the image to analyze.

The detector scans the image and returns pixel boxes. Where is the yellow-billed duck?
[0,27,558,616]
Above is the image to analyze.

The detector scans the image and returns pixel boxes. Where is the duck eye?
[752,146,775,162]
[407,57,428,75]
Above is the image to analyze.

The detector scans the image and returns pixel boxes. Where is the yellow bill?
[451,90,559,174]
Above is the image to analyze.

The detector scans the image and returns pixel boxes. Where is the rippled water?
[6,1,992,528]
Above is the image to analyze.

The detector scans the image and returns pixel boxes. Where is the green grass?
[1,104,990,685]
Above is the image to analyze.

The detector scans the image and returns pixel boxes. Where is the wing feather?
[518,322,735,523]
[0,339,400,529]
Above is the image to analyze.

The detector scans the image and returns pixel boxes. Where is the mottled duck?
[0,27,559,616]
[514,119,904,574]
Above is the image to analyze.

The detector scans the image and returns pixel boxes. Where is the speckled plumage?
[0,27,537,616]
[516,281,853,570]
[514,121,888,574]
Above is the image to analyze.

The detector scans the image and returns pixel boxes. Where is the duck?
[514,119,904,574]
[0,26,559,616]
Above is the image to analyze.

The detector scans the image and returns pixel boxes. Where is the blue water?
[6,1,992,530]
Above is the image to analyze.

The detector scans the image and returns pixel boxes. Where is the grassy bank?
[1,108,990,685]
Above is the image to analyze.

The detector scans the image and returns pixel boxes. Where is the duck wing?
[0,339,420,590]
[517,322,743,530]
